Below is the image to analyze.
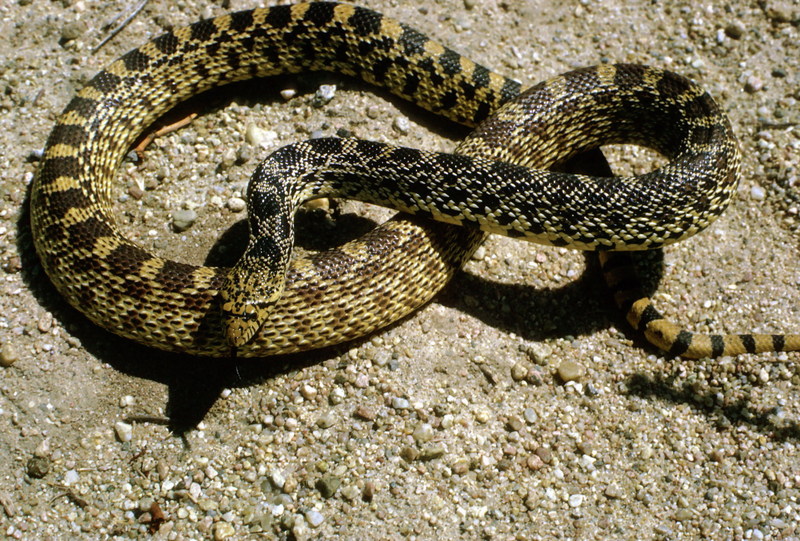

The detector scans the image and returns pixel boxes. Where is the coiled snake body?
[31,2,799,358]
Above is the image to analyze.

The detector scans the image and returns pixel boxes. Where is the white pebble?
[280,88,296,100]
[391,397,410,409]
[114,421,133,442]
[568,494,585,507]
[245,124,278,148]
[227,197,246,212]
[119,395,135,408]
[305,509,324,527]
[393,116,410,134]
[750,185,766,200]
[63,469,79,485]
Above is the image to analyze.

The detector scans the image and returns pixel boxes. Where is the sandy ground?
[1,0,799,539]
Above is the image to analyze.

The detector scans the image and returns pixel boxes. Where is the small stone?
[391,397,409,410]
[674,509,693,521]
[114,421,133,442]
[724,21,745,39]
[227,197,246,212]
[245,124,278,148]
[523,408,538,424]
[366,105,381,119]
[413,423,434,443]
[300,384,317,400]
[63,469,79,485]
[418,444,446,461]
[312,84,337,107]
[26,456,50,478]
[750,185,766,201]
[316,475,341,498]
[521,342,552,365]
[464,0,477,9]
[0,344,20,367]
[280,88,296,100]
[744,75,763,93]
[341,485,360,500]
[305,509,324,528]
[557,360,585,382]
[568,494,584,508]
[316,412,336,429]
[213,522,235,540]
[451,458,470,474]
[119,395,135,408]
[511,362,528,381]
[604,485,622,499]
[506,416,524,432]
[354,405,376,421]
[534,446,553,464]
[526,455,545,470]
[60,20,87,42]
[401,446,420,462]
[363,481,375,502]
[393,116,410,134]
[171,209,197,232]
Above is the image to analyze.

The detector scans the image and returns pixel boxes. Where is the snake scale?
[31,1,799,359]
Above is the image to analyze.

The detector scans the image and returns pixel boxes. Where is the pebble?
[227,197,246,212]
[0,344,20,367]
[568,494,585,508]
[316,412,337,429]
[60,20,87,42]
[523,408,538,424]
[63,469,79,485]
[750,185,766,200]
[316,475,341,498]
[305,509,324,528]
[511,362,529,381]
[280,88,296,100]
[354,405,376,421]
[413,423,434,443]
[26,456,50,479]
[744,75,763,93]
[724,21,746,39]
[114,421,133,442]
[171,209,198,232]
[391,397,409,410]
[557,360,585,382]
[312,84,337,107]
[212,522,235,540]
[392,116,410,134]
[245,124,278,148]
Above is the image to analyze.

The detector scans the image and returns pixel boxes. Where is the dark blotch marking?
[773,334,785,352]
[710,335,725,357]
[398,25,427,57]
[156,259,200,290]
[229,10,254,33]
[87,70,122,94]
[739,334,756,353]
[439,89,458,112]
[349,5,382,35]
[46,123,88,148]
[152,30,179,55]
[499,78,522,105]
[304,2,336,26]
[265,4,292,28]
[190,19,218,43]
[249,236,283,262]
[105,242,150,276]
[438,49,462,77]
[121,48,150,72]
[636,303,663,329]
[668,330,693,356]
[62,96,99,119]
[402,72,420,97]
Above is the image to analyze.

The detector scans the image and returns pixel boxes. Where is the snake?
[30,1,799,359]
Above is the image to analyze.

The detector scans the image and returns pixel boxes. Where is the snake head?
[219,260,286,348]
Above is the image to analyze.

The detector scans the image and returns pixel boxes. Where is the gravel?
[1,0,799,539]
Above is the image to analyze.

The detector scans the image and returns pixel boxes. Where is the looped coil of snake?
[30,2,799,359]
